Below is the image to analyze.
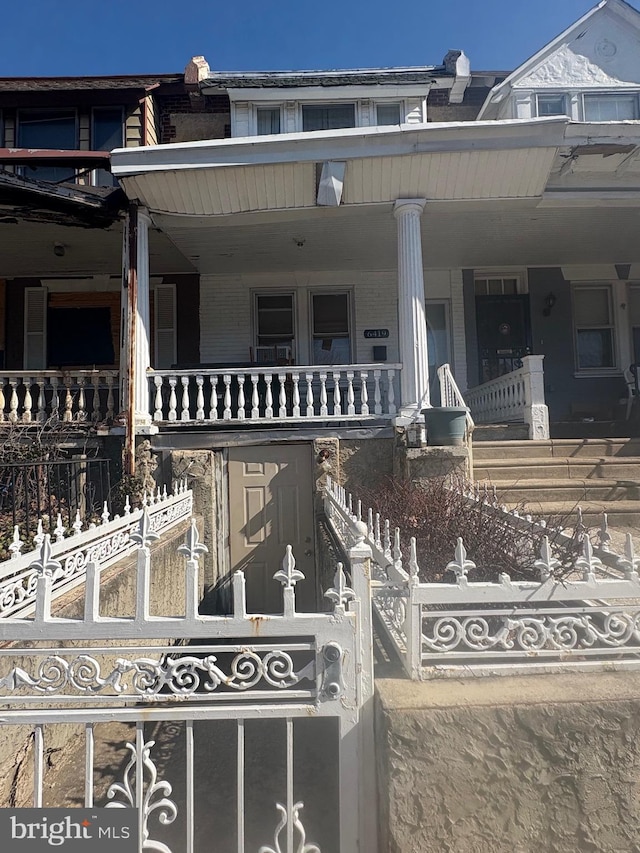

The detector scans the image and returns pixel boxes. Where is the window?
[17,109,76,182]
[536,94,567,116]
[573,285,616,370]
[92,107,123,186]
[628,286,640,364]
[302,104,356,132]
[255,293,295,355]
[256,107,281,135]
[311,293,351,364]
[474,276,519,296]
[583,94,638,121]
[376,102,402,126]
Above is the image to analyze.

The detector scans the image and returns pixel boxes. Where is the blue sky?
[0,0,638,77]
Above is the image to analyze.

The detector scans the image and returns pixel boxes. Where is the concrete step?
[474,457,640,482]
[472,438,640,461]
[472,423,530,442]
[485,478,640,504]
[510,500,640,529]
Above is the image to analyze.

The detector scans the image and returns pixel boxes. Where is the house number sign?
[364,329,389,339]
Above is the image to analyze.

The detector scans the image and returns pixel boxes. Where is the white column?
[134,210,152,426]
[394,198,429,419]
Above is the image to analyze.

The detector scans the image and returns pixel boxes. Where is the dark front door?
[476,295,531,383]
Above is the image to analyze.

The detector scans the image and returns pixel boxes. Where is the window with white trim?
[311,292,351,365]
[301,103,356,132]
[254,293,295,362]
[536,93,567,116]
[256,106,281,135]
[583,93,639,121]
[376,102,402,125]
[573,284,616,370]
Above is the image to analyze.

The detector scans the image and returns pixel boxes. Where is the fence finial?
[130,507,160,549]
[29,534,62,577]
[576,536,602,581]
[534,536,561,582]
[9,526,23,559]
[34,519,45,549]
[409,537,419,583]
[54,514,65,543]
[274,545,305,589]
[177,518,208,563]
[72,510,83,537]
[619,533,640,580]
[446,538,475,582]
[598,513,612,552]
[101,502,110,525]
[325,562,356,613]
[354,520,368,545]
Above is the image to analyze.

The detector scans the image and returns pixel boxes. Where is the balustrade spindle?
[320,373,328,417]
[265,374,273,418]
[181,376,191,421]
[22,379,33,423]
[0,380,5,421]
[360,371,369,416]
[154,376,164,421]
[278,373,287,418]
[223,374,232,420]
[387,369,396,415]
[209,375,218,420]
[50,376,59,421]
[237,374,245,420]
[8,379,18,423]
[292,374,300,417]
[91,376,101,422]
[105,374,115,420]
[373,370,382,415]
[168,376,178,422]
[333,372,342,416]
[36,380,46,423]
[250,375,260,419]
[347,371,355,415]
[63,378,73,422]
[306,373,314,417]
[76,375,86,421]
[196,375,205,421]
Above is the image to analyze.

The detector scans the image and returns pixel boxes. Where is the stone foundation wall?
[376,673,640,853]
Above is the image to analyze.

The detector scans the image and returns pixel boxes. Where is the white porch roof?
[111,118,640,272]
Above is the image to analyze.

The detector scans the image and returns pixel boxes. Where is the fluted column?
[394,198,429,419]
[134,210,152,425]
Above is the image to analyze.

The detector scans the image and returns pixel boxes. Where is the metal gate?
[0,512,377,852]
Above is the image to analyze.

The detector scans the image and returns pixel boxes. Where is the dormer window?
[583,94,638,122]
[536,94,567,117]
[302,103,356,132]
[376,102,402,126]
[256,106,281,135]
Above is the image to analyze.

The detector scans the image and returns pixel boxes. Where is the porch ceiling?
[153,201,640,273]
[0,219,195,278]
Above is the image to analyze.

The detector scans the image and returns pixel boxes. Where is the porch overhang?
[111,117,568,217]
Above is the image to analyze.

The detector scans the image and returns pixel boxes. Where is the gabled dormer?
[478,0,640,122]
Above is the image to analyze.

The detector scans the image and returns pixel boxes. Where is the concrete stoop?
[473,437,640,526]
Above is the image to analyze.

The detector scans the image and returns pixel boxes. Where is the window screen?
[256,294,294,346]
[18,109,76,182]
[583,94,638,121]
[376,103,402,125]
[573,286,615,370]
[536,94,567,116]
[302,104,356,132]
[256,107,281,135]
[312,293,350,364]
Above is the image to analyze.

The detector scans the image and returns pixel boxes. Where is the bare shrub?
[357,476,584,583]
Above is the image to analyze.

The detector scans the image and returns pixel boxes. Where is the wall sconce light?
[542,292,556,317]
[53,243,66,257]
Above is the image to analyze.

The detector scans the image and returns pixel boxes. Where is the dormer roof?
[479,0,640,119]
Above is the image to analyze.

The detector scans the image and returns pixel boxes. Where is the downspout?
[125,203,138,477]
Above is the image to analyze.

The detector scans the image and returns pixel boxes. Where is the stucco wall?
[376,672,640,853]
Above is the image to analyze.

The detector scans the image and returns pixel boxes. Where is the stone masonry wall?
[376,673,640,853]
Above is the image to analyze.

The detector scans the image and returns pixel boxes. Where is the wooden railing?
[0,370,119,424]
[465,355,550,440]
[148,363,402,423]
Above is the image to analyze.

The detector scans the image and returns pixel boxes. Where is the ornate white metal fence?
[465,355,550,440]
[324,476,640,679]
[0,370,119,424]
[0,511,376,853]
[0,483,192,619]
[148,364,401,423]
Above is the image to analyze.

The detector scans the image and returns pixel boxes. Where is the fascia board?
[111,117,568,177]
[225,83,445,102]
[565,120,640,143]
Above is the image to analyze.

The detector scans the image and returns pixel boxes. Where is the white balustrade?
[149,363,402,423]
[465,355,549,440]
[0,371,119,425]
